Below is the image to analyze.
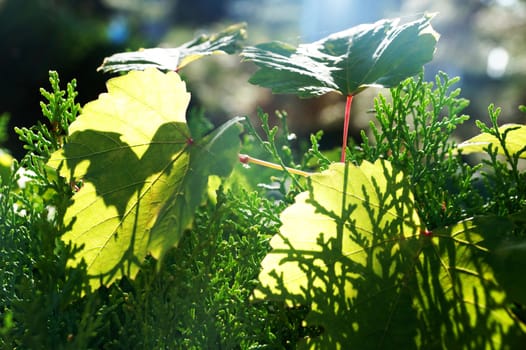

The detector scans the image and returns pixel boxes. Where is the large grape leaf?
[241,15,439,98]
[457,123,526,158]
[255,160,526,348]
[98,23,247,73]
[47,69,242,290]
[254,160,423,348]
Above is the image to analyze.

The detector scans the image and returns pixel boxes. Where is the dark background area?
[1,0,525,158]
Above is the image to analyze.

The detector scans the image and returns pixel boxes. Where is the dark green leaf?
[242,15,439,97]
[477,214,526,305]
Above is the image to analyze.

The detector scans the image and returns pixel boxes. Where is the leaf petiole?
[341,94,354,163]
[239,154,312,177]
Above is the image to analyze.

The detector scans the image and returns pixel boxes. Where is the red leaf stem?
[341,94,354,163]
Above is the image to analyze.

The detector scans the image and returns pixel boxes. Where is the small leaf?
[98,23,247,73]
[242,15,439,98]
[457,123,526,158]
[47,69,242,290]
[0,149,13,182]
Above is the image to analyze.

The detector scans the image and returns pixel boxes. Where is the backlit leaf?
[457,123,526,158]
[255,160,526,348]
[0,149,12,182]
[416,217,526,349]
[242,15,439,98]
[255,160,423,348]
[47,69,242,290]
[98,23,247,73]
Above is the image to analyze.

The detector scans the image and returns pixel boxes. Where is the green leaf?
[478,213,526,305]
[417,217,526,349]
[488,238,526,305]
[255,161,526,348]
[147,115,243,259]
[254,160,423,348]
[242,15,439,98]
[457,123,526,158]
[47,69,242,290]
[98,23,247,73]
[0,149,12,183]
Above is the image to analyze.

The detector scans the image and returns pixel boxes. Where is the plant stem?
[239,154,312,177]
[341,94,354,163]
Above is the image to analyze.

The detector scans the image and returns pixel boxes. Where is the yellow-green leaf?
[255,160,526,348]
[418,217,526,349]
[48,68,241,290]
[0,149,12,183]
[457,123,526,158]
[255,160,423,348]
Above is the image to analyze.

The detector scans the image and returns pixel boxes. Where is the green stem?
[241,115,308,189]
[239,154,312,177]
[341,95,354,163]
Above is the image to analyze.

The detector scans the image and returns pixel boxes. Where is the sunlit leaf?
[417,217,526,349]
[242,15,439,98]
[47,69,242,290]
[98,23,247,73]
[0,149,12,182]
[457,123,526,158]
[255,160,423,348]
[255,160,526,348]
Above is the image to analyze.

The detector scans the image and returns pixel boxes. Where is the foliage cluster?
[0,71,309,349]
[1,17,526,349]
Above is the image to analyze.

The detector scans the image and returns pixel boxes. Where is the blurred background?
[1,0,525,158]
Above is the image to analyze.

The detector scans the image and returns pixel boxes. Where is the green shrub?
[1,19,525,349]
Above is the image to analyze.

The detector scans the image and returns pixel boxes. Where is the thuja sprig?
[475,105,526,215]
[241,109,310,187]
[0,113,9,144]
[476,105,526,178]
[15,71,80,160]
[303,130,332,171]
[350,72,479,228]
[40,71,80,141]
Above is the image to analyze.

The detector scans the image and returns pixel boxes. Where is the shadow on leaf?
[52,116,242,290]
[255,160,526,348]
